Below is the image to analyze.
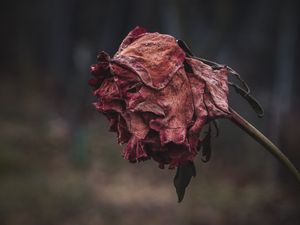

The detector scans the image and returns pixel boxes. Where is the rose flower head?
[89,27,265,202]
[89,27,300,201]
[89,26,230,167]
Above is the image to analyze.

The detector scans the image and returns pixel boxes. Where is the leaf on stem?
[229,82,264,117]
[201,125,212,162]
[173,161,196,202]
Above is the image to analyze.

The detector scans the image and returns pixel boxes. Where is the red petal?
[123,136,149,162]
[93,78,120,99]
[89,51,111,88]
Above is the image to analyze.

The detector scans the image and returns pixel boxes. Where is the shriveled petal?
[89,51,111,89]
[186,73,207,152]
[93,100,124,113]
[147,68,194,145]
[111,63,195,144]
[159,128,187,145]
[123,136,149,162]
[93,77,124,113]
[121,112,149,140]
[147,143,196,169]
[102,112,131,144]
[117,115,131,144]
[116,26,147,54]
[93,78,120,99]
[110,63,141,96]
[132,101,165,117]
[186,57,230,117]
[112,32,185,89]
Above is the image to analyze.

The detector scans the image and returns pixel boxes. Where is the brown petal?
[132,101,165,117]
[147,68,194,145]
[186,58,230,117]
[116,26,147,54]
[121,112,149,140]
[110,63,141,95]
[187,73,208,153]
[112,32,185,89]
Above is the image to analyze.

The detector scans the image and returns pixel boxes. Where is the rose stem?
[229,108,300,183]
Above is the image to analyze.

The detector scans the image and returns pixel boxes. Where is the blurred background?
[1,0,300,224]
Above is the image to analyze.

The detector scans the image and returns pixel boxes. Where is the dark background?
[1,0,299,225]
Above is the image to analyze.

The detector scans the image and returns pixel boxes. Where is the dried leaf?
[229,82,264,117]
[177,39,194,57]
[173,161,196,202]
[201,125,212,162]
[212,120,219,137]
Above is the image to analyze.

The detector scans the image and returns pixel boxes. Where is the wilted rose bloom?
[89,27,230,169]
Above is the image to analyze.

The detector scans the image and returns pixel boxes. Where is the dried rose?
[89,27,300,202]
[89,27,230,170]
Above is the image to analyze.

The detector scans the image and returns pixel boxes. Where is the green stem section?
[229,108,300,183]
